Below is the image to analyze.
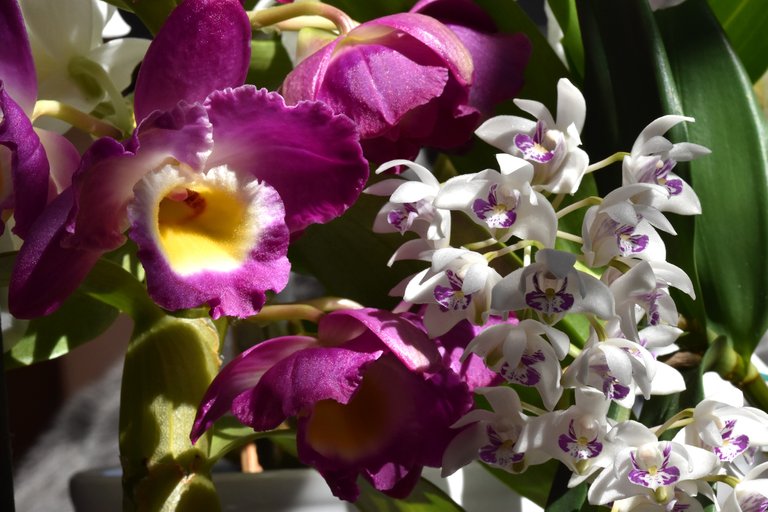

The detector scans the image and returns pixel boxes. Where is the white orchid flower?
[20,0,150,130]
[476,78,589,194]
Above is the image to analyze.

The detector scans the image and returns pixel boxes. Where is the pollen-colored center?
[156,185,251,275]
[305,362,394,461]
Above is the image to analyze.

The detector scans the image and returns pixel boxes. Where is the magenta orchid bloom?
[190,308,474,502]
[0,0,55,238]
[9,0,368,319]
[282,2,530,162]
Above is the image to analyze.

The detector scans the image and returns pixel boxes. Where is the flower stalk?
[249,2,357,34]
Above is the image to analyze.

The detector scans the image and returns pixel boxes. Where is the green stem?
[556,230,584,244]
[464,238,499,250]
[702,474,740,488]
[741,362,768,412]
[67,56,134,135]
[556,196,602,219]
[306,296,363,312]
[32,100,121,139]
[585,151,629,174]
[249,2,357,34]
[485,239,542,263]
[248,304,325,325]
[521,402,547,416]
[652,408,694,437]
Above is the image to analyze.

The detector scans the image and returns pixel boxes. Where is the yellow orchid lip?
[157,184,250,276]
[135,164,264,277]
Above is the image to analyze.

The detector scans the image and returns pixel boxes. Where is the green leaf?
[4,293,118,369]
[482,460,558,508]
[707,0,768,82]
[245,38,294,91]
[78,259,164,325]
[120,314,222,511]
[548,0,585,81]
[656,0,768,358]
[128,0,179,35]
[355,476,464,512]
[544,463,598,512]
[289,191,423,309]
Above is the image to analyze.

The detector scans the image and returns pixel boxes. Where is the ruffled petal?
[70,101,213,252]
[0,85,49,238]
[128,164,291,318]
[190,335,319,443]
[133,0,250,121]
[204,86,368,233]
[0,0,37,113]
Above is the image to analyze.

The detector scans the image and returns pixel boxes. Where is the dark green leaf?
[656,0,768,358]
[482,460,558,508]
[129,0,179,35]
[545,463,598,512]
[355,476,464,512]
[4,293,118,369]
[548,0,585,81]
[289,192,423,309]
[245,38,294,91]
[707,0,768,82]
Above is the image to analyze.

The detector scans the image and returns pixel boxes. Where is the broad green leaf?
[355,476,464,512]
[656,0,768,358]
[128,0,179,35]
[544,463,597,512]
[245,38,294,91]
[576,0,709,350]
[482,460,558,507]
[79,259,163,326]
[4,293,118,369]
[0,253,121,368]
[707,0,768,82]
[120,314,221,511]
[289,191,423,309]
[548,0,585,81]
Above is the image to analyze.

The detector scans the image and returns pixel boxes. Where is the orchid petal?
[0,85,49,238]
[204,86,368,234]
[133,0,251,121]
[0,0,36,113]
[9,188,100,318]
[190,335,319,442]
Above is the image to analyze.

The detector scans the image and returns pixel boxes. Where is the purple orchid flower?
[282,1,530,162]
[0,0,53,238]
[10,0,368,319]
[190,308,473,502]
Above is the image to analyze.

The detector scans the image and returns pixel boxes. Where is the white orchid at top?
[622,115,707,215]
[475,77,589,194]
[20,0,150,131]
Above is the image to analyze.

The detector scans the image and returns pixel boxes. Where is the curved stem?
[585,151,629,174]
[651,408,694,437]
[556,230,584,244]
[249,2,357,34]
[556,196,602,219]
[32,100,121,138]
[464,238,499,250]
[521,402,547,416]
[250,304,325,325]
[485,239,542,263]
[306,296,363,312]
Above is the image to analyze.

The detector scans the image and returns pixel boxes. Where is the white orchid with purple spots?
[435,153,557,246]
[623,115,706,215]
[475,78,588,194]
